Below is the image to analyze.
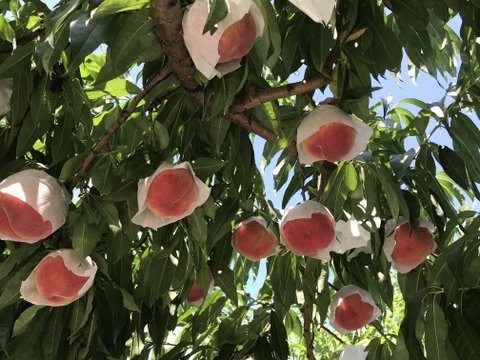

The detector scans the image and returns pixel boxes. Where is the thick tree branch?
[301,301,316,360]
[149,0,204,105]
[231,76,329,113]
[67,64,173,192]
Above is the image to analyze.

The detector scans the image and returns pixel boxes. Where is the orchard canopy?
[0,0,480,359]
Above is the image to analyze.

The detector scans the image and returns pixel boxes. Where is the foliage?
[0,0,479,359]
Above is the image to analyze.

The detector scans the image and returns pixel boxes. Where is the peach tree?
[0,0,479,359]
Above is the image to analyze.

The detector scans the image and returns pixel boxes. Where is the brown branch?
[301,301,316,360]
[320,324,346,345]
[231,76,329,113]
[317,161,337,201]
[16,25,45,46]
[67,64,173,192]
[149,0,203,105]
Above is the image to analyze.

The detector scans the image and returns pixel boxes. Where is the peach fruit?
[0,192,53,242]
[145,169,198,218]
[301,122,356,162]
[20,249,97,307]
[187,267,214,307]
[329,285,381,334]
[296,105,373,165]
[217,12,257,63]
[383,217,437,273]
[233,217,278,261]
[182,0,265,79]
[280,200,336,260]
[35,255,90,304]
[131,162,211,230]
[0,169,70,243]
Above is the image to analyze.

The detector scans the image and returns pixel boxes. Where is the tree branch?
[231,76,329,113]
[301,301,316,360]
[67,64,173,192]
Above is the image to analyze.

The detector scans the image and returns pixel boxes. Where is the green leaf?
[207,198,239,249]
[71,215,103,262]
[214,267,237,306]
[69,13,113,72]
[42,307,64,360]
[191,157,225,179]
[425,300,449,360]
[92,0,149,20]
[0,15,15,42]
[203,0,228,35]
[187,208,208,247]
[270,311,289,360]
[0,42,35,78]
[12,305,44,337]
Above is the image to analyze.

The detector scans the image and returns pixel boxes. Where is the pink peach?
[301,122,356,162]
[145,168,198,219]
[233,218,278,261]
[217,12,257,63]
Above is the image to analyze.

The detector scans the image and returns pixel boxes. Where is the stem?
[320,324,346,345]
[67,64,173,192]
[317,161,338,201]
[301,301,316,360]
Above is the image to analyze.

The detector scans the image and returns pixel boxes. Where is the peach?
[35,255,90,304]
[186,267,214,307]
[232,217,279,261]
[288,0,335,24]
[329,285,381,334]
[20,249,97,307]
[217,12,257,63]
[301,122,356,162]
[145,169,198,218]
[296,105,373,164]
[0,169,70,243]
[131,162,211,230]
[383,217,436,273]
[279,200,336,260]
[182,0,265,79]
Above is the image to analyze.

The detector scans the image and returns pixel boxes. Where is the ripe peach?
[280,200,336,260]
[20,249,97,307]
[145,169,198,218]
[301,122,356,162]
[329,285,381,334]
[132,162,211,230]
[296,105,373,164]
[0,192,52,242]
[182,0,265,79]
[233,217,279,261]
[0,169,70,243]
[35,255,90,304]
[217,12,257,63]
[383,218,436,273]
[187,267,214,307]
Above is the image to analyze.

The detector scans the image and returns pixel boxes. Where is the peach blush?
[288,0,335,24]
[131,162,211,230]
[329,285,381,334]
[20,249,97,307]
[383,217,436,274]
[182,0,265,79]
[186,267,214,307]
[296,105,373,164]
[232,217,279,261]
[279,200,335,260]
[0,169,70,243]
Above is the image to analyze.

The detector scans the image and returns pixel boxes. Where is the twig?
[301,301,316,360]
[16,26,45,46]
[67,64,173,192]
[298,164,307,201]
[320,324,346,345]
[317,161,337,201]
